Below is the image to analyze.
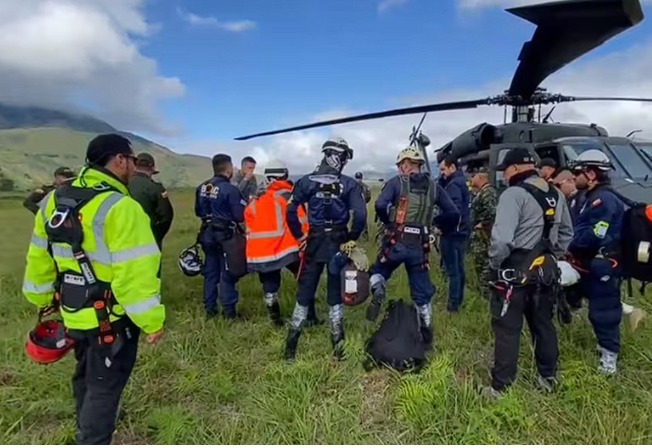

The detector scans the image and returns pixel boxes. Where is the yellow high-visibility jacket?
[22,167,165,334]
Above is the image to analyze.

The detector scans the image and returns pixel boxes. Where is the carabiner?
[47,209,69,229]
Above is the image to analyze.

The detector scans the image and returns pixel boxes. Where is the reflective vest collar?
[73,167,130,196]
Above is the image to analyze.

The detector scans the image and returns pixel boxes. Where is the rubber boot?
[366,276,386,322]
[305,301,323,327]
[331,330,345,361]
[284,329,302,361]
[267,302,283,327]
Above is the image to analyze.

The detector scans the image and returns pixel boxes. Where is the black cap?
[53,166,75,178]
[538,157,557,169]
[496,147,536,171]
[136,152,159,174]
[86,133,134,166]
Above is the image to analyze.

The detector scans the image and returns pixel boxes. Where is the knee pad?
[290,303,308,330]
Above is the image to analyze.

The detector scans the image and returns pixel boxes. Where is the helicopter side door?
[488,143,539,194]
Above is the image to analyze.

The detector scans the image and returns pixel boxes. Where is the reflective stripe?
[122,295,160,315]
[248,190,287,240]
[111,243,159,264]
[44,192,124,266]
[247,246,298,263]
[22,279,54,294]
[92,193,124,264]
[30,234,49,250]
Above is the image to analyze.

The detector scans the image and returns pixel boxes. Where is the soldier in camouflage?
[469,167,497,298]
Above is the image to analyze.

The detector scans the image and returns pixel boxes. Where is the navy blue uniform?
[286,173,367,309]
[194,175,247,317]
[568,186,625,354]
[436,169,471,311]
[371,173,459,308]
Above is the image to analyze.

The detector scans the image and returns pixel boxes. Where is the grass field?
[1,189,652,444]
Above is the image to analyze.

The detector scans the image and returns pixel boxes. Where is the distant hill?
[0,103,212,191]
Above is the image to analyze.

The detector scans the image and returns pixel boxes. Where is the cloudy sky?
[2,0,652,174]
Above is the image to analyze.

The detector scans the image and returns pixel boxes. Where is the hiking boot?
[598,347,618,375]
[481,386,503,401]
[267,302,284,327]
[536,375,559,393]
[284,329,301,361]
[366,297,383,322]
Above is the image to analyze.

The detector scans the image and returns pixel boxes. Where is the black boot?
[331,331,345,361]
[305,302,323,327]
[420,325,433,350]
[284,328,301,360]
[267,302,283,327]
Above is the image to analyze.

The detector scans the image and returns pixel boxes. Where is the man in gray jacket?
[232,156,258,202]
[483,147,573,399]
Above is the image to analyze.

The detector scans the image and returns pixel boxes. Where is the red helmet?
[25,320,75,364]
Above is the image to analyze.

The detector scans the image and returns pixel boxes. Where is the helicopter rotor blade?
[567,96,652,103]
[507,0,643,99]
[234,99,488,141]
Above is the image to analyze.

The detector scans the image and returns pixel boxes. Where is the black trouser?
[490,285,559,391]
[70,323,141,445]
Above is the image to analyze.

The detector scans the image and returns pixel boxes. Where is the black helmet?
[355,171,363,179]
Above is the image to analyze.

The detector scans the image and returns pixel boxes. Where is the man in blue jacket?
[195,154,248,319]
[438,156,471,312]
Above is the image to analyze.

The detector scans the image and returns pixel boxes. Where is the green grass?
[1,190,652,444]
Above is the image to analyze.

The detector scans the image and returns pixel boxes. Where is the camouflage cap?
[470,166,489,175]
[136,152,159,174]
[53,166,76,178]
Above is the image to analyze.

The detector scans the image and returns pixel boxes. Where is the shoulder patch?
[591,198,602,208]
[161,190,168,199]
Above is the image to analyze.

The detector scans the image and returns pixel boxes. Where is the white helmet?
[178,244,203,277]
[574,149,612,171]
[396,147,426,165]
[264,159,289,180]
[322,137,353,160]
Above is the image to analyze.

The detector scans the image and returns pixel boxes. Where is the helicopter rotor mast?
[234,0,647,141]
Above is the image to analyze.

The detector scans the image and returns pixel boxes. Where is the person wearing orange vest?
[245,160,308,326]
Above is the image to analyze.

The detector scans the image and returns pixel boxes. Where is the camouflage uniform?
[470,182,498,298]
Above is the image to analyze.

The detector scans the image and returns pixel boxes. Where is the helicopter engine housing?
[436,122,502,163]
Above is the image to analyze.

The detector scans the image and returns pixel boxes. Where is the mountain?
[0,104,212,191]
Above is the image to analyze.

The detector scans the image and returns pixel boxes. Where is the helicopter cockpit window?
[606,143,652,181]
[561,142,626,178]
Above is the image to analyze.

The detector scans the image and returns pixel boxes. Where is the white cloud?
[0,0,184,135]
[168,37,652,177]
[177,8,256,32]
[378,0,409,14]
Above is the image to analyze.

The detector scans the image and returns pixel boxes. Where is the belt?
[310,221,347,233]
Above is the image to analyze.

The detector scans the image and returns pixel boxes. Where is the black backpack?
[363,299,429,373]
[607,189,652,283]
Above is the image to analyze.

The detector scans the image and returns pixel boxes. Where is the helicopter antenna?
[626,129,642,139]
[542,106,556,123]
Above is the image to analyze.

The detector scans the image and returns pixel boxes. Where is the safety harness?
[491,182,561,317]
[45,183,122,346]
[384,176,436,269]
[309,174,348,234]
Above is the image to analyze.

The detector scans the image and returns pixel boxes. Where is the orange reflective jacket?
[245,179,308,272]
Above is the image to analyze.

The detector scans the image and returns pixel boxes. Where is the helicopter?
[234,0,652,203]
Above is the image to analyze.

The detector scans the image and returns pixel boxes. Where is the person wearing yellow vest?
[22,133,165,445]
[245,160,308,326]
